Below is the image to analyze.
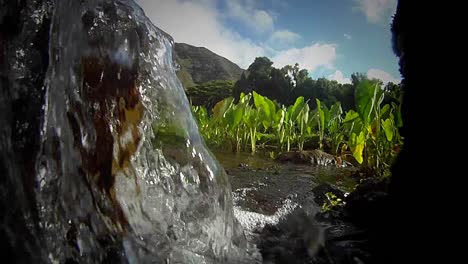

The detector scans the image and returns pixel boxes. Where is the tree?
[186,80,235,110]
[351,72,368,86]
[247,57,273,83]
[233,57,273,101]
[268,67,293,103]
[383,82,402,105]
[233,71,250,100]
[282,63,309,88]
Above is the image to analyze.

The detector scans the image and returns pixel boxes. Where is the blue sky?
[137,0,400,84]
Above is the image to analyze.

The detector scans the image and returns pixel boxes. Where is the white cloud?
[269,30,301,45]
[367,68,401,84]
[328,70,351,84]
[226,0,274,33]
[272,43,337,73]
[354,0,397,24]
[137,0,354,80]
[253,10,274,32]
[344,33,352,40]
[137,0,265,68]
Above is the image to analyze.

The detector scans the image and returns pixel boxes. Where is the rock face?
[173,42,244,88]
[0,0,255,263]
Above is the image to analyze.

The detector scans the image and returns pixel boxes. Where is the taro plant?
[327,102,344,155]
[315,98,327,150]
[296,102,310,151]
[343,80,402,175]
[190,87,402,176]
[314,99,344,153]
[223,99,245,152]
[286,96,306,151]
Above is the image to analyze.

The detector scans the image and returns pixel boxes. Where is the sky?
[136,0,401,85]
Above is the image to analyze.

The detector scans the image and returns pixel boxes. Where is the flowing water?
[4,0,257,262]
[1,1,359,263]
[213,150,358,241]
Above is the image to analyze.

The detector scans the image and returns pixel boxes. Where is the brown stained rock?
[276,150,341,166]
[79,55,144,228]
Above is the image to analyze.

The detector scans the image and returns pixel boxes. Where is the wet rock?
[312,183,345,207]
[312,179,391,264]
[257,208,324,264]
[1,0,54,261]
[343,179,389,227]
[276,150,350,167]
[1,1,255,263]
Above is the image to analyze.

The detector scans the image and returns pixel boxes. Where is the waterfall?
[1,0,258,262]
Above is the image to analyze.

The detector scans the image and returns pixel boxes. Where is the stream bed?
[213,150,380,264]
[213,150,358,239]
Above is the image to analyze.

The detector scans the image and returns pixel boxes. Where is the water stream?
[213,150,357,241]
[20,0,256,262]
[1,1,359,263]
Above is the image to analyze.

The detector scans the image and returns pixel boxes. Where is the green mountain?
[173,43,244,88]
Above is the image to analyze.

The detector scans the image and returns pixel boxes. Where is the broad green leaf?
[323,104,330,127]
[262,120,270,130]
[285,105,292,122]
[343,110,360,123]
[369,120,379,140]
[306,109,318,135]
[301,104,310,124]
[290,96,305,121]
[383,118,394,142]
[316,99,325,131]
[225,105,244,128]
[393,102,403,128]
[244,108,258,127]
[232,106,244,127]
[253,91,268,114]
[239,92,246,102]
[355,80,379,125]
[239,92,251,105]
[380,104,391,120]
[253,91,275,129]
[329,102,343,120]
[350,131,365,164]
[265,96,277,119]
[224,107,235,126]
[213,97,233,120]
[274,108,285,129]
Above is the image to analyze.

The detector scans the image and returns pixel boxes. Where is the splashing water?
[28,0,258,262]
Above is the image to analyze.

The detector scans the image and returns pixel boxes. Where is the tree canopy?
[232,57,401,112]
[186,56,401,112]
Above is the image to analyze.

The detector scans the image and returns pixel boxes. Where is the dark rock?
[276,150,342,166]
[1,1,251,263]
[1,0,53,261]
[257,208,324,264]
[312,183,345,207]
[343,179,389,227]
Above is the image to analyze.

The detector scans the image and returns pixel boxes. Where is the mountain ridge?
[173,42,244,88]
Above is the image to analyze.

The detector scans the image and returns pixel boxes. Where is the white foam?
[234,198,299,239]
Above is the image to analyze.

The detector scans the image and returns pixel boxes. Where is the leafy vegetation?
[321,192,346,212]
[232,57,400,112]
[191,79,403,177]
[186,80,235,110]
